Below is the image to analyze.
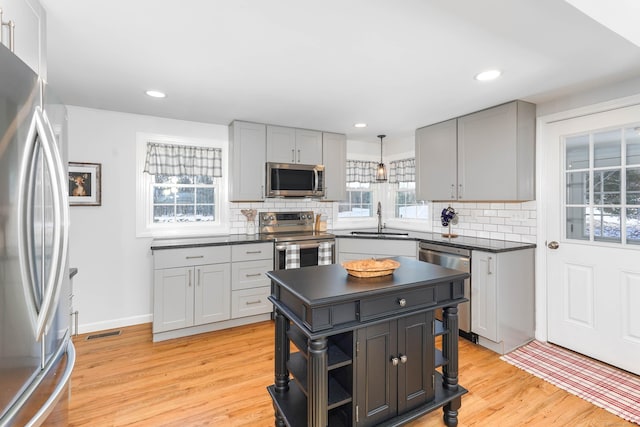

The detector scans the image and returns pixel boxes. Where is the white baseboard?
[77,314,153,334]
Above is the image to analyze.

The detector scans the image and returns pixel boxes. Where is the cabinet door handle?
[246,299,262,305]
[291,149,295,163]
[487,257,493,275]
[245,273,262,278]
[391,356,399,366]
[400,354,408,364]
[188,270,192,287]
[245,250,262,254]
[297,149,301,163]
[450,184,455,199]
[186,255,204,259]
[398,298,407,307]
[458,184,463,199]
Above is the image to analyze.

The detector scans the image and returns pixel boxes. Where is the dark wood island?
[266,256,468,427]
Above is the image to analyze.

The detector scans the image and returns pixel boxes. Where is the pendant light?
[376,134,387,182]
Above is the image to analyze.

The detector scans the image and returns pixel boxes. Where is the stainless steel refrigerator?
[0,42,75,426]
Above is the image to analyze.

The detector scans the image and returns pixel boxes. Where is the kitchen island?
[266,257,469,426]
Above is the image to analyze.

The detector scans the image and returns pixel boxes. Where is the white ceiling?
[40,0,640,146]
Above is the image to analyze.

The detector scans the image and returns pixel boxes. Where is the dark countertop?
[334,228,536,253]
[267,256,469,306]
[150,228,535,253]
[150,234,268,250]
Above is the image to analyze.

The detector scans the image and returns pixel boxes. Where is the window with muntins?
[137,136,226,237]
[389,159,428,220]
[564,125,640,244]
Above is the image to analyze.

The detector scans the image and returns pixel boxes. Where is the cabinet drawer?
[232,259,272,290]
[232,286,272,318]
[154,246,231,269]
[232,243,273,262]
[360,287,436,321]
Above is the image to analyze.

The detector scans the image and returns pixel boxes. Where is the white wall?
[67,106,228,333]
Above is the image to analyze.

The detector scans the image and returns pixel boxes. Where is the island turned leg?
[274,309,290,393]
[442,305,461,427]
[308,336,328,427]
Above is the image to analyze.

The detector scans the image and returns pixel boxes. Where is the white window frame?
[393,182,429,221]
[136,132,229,238]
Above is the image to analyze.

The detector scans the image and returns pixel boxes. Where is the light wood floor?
[68,322,631,427]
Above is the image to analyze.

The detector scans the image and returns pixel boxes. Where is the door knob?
[547,241,559,249]
[391,357,399,366]
[400,354,408,364]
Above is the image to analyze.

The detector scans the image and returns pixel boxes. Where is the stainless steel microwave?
[266,162,325,198]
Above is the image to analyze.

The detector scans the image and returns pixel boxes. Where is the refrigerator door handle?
[17,106,70,341]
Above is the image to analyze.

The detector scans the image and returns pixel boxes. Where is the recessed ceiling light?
[354,123,367,128]
[145,90,167,98]
[475,69,502,81]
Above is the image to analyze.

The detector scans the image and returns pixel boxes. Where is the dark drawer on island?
[360,286,436,321]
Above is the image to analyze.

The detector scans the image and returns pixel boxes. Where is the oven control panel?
[259,211,315,231]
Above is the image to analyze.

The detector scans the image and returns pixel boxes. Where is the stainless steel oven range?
[259,211,335,270]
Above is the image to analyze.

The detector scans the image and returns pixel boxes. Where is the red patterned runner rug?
[500,340,640,425]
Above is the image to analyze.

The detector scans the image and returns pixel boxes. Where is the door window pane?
[625,127,640,165]
[593,207,621,242]
[626,208,640,245]
[566,135,589,169]
[566,207,589,240]
[566,171,589,204]
[594,130,621,168]
[627,168,640,205]
[593,170,621,204]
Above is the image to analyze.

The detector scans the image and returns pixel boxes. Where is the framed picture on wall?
[68,162,101,206]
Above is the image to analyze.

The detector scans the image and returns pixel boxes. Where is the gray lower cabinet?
[152,243,273,341]
[230,243,273,318]
[153,262,231,333]
[355,312,435,426]
[471,248,534,354]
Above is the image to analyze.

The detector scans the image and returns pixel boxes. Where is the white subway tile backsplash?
[432,200,536,243]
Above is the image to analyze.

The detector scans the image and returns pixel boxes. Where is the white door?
[543,103,640,375]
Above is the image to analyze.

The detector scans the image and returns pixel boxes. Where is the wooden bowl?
[341,258,400,278]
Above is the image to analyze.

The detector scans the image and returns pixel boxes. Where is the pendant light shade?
[376,134,387,182]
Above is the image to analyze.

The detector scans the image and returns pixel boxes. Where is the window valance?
[143,142,222,177]
[346,160,379,183]
[389,158,415,183]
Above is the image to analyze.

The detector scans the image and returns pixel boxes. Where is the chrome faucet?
[377,201,383,233]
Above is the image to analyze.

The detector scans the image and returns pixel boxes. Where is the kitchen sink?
[350,231,411,238]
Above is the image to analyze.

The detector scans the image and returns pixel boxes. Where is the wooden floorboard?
[68,322,632,426]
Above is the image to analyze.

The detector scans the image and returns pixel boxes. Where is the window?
[339,160,378,218]
[564,126,640,244]
[151,174,216,223]
[136,134,228,237]
[390,158,428,220]
[395,182,428,219]
[339,182,373,218]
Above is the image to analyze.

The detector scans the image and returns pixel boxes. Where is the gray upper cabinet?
[415,100,535,202]
[266,125,323,164]
[229,121,266,201]
[322,132,346,201]
[415,118,457,201]
[1,0,45,76]
[457,100,535,201]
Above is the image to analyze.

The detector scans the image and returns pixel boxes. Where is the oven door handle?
[275,241,334,251]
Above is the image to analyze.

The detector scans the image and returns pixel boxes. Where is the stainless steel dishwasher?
[418,242,477,343]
